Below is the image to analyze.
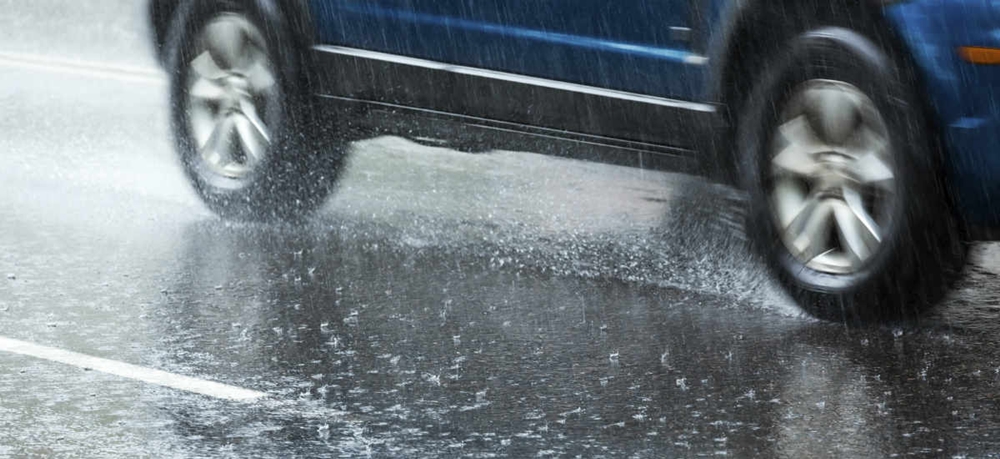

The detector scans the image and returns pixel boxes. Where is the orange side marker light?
[958,46,1000,65]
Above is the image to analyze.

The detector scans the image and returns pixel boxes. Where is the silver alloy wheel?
[769,79,896,274]
[186,13,276,179]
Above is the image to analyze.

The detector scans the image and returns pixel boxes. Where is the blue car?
[149,0,997,321]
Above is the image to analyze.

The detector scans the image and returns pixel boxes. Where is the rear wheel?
[738,27,965,322]
[166,1,345,221]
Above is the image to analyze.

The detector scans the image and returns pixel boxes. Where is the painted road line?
[0,336,266,402]
[0,51,166,85]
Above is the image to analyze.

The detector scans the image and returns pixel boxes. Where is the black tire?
[165,0,345,221]
[738,27,966,322]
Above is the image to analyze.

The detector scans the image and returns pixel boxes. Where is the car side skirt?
[310,45,722,170]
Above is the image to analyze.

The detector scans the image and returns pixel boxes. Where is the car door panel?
[310,0,708,100]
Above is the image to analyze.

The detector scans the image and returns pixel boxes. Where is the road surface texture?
[3,1,1000,457]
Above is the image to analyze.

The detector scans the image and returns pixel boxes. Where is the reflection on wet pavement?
[146,220,1000,457]
[6,178,1000,456]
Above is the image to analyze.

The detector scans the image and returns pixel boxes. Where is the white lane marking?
[0,336,266,402]
[0,51,166,85]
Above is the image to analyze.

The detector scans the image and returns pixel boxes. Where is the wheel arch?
[707,0,914,110]
[150,0,316,67]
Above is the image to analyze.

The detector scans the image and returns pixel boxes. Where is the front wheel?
[738,27,965,322]
[165,1,345,221]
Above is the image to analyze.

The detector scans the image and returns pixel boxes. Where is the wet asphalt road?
[5,2,1000,457]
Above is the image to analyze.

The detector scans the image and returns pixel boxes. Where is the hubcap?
[769,79,896,274]
[186,13,277,179]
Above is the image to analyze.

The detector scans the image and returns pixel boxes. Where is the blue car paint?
[308,0,706,99]
[309,0,1000,226]
[885,0,1000,225]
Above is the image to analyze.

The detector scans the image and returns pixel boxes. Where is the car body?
[149,0,1000,320]
[887,1,1000,229]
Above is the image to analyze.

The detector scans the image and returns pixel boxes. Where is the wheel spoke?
[189,77,227,102]
[852,150,895,191]
[842,186,882,243]
[238,97,270,142]
[188,101,217,147]
[190,51,226,80]
[201,115,237,167]
[234,113,268,162]
[771,178,809,229]
[833,200,880,264]
[244,49,276,92]
[786,198,835,261]
[773,116,824,178]
[204,16,249,70]
[802,86,860,145]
